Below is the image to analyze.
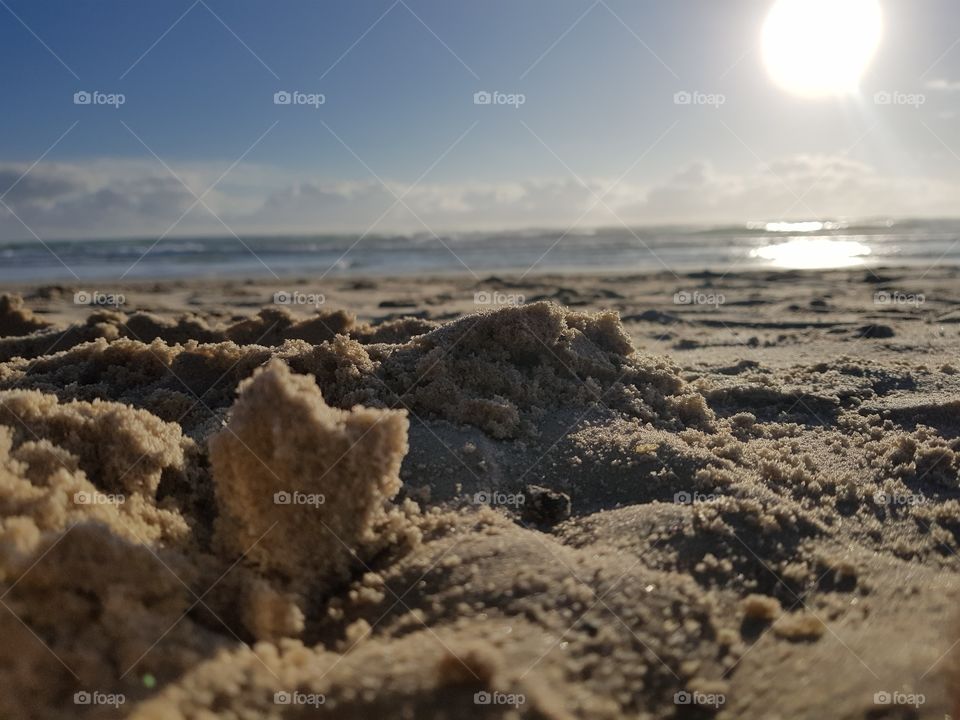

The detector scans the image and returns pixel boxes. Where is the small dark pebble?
[855,324,895,339]
[521,485,571,527]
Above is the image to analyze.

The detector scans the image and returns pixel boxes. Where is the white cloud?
[926,78,960,93]
[0,154,958,242]
[625,155,960,224]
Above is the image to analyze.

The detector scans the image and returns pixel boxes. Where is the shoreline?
[3,258,957,285]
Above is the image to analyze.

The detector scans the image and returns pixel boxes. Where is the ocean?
[2,218,959,282]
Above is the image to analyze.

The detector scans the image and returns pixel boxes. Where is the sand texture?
[1,268,959,719]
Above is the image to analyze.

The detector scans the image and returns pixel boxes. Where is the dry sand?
[1,267,960,719]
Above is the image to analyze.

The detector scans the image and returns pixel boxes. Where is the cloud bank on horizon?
[2,0,960,241]
[2,154,959,240]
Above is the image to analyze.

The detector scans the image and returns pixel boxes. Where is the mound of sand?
[0,301,710,443]
[288,301,712,439]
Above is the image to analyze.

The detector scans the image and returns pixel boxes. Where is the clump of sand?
[0,293,50,337]
[0,389,189,497]
[0,390,192,550]
[0,523,213,719]
[210,359,411,589]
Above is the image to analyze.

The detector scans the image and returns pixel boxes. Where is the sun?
[762,0,882,98]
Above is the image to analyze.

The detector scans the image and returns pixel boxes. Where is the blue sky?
[2,0,960,240]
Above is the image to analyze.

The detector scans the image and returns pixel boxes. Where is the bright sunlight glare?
[762,0,882,99]
[750,238,873,269]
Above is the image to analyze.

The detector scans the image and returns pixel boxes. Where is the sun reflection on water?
[750,237,872,269]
